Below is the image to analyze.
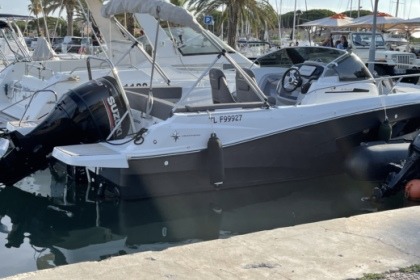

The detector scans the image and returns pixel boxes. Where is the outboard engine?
[372,133,420,199]
[0,76,130,186]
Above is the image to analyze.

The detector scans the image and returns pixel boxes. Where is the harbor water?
[0,168,409,278]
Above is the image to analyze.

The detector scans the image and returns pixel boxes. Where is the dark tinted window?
[255,49,294,67]
[256,47,344,67]
[327,55,371,81]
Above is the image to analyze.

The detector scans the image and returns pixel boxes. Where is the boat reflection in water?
[0,167,405,277]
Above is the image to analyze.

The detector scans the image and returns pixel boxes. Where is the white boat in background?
[237,38,277,60]
[0,0,253,125]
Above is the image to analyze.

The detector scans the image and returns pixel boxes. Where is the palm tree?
[44,0,79,36]
[28,0,43,36]
[187,0,277,48]
[113,13,136,36]
[170,0,190,6]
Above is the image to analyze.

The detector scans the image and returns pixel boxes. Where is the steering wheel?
[281,67,302,92]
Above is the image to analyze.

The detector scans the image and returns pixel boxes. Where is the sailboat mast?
[276,0,282,45]
[395,0,400,17]
[292,0,297,42]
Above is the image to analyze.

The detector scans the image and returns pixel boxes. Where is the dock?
[5,206,420,280]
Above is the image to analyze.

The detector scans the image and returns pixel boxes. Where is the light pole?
[368,0,379,74]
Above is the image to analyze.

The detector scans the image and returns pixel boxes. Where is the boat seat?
[209,68,236,104]
[235,68,263,102]
[125,90,175,120]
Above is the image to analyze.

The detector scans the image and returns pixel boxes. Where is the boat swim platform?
[6,206,420,280]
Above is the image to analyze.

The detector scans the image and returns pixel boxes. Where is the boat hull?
[97,104,420,199]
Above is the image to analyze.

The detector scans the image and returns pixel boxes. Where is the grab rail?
[18,89,57,125]
[86,56,136,133]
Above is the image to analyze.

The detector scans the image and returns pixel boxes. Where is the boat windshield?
[323,53,372,81]
[165,27,236,56]
[256,46,371,82]
[255,47,345,67]
[351,32,385,47]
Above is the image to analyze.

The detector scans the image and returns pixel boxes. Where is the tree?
[28,0,44,36]
[43,0,80,36]
[170,0,189,6]
[282,9,336,28]
[23,16,67,37]
[342,10,372,18]
[187,0,277,48]
[114,13,136,35]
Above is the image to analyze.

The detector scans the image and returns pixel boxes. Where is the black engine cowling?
[0,76,130,186]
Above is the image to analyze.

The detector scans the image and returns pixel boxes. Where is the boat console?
[276,62,325,105]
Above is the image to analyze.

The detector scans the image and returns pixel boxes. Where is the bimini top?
[101,0,203,33]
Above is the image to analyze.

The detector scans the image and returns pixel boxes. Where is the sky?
[269,0,420,19]
[1,0,420,20]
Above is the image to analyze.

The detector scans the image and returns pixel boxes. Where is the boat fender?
[207,133,224,187]
[378,119,392,142]
[344,141,409,181]
[405,179,420,201]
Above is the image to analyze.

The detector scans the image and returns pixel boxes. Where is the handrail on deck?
[18,89,57,125]
[86,56,136,134]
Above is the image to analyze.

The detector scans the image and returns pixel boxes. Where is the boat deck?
[0,112,17,129]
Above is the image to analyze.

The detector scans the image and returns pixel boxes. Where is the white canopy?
[299,14,353,27]
[402,17,420,25]
[344,12,405,29]
[101,0,203,33]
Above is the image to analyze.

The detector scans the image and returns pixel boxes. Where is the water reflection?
[0,168,408,278]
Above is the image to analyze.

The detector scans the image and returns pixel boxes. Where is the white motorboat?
[1,0,420,199]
